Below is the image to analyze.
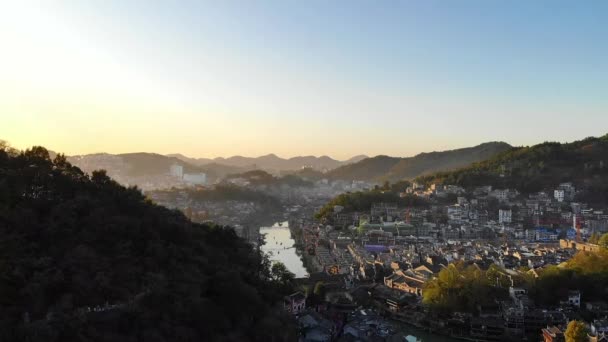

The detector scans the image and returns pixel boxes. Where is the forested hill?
[0,146,296,341]
[326,142,511,182]
[416,135,608,202]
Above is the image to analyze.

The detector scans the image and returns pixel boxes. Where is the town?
[280,180,608,341]
[86,157,608,341]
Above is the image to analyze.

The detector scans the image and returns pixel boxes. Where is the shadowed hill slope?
[0,146,295,341]
[327,142,511,182]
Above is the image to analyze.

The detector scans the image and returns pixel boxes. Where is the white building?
[170,164,184,178]
[183,172,207,185]
[490,189,511,202]
[554,189,565,202]
[499,209,512,224]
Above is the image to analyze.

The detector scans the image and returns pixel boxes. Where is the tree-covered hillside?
[225,169,313,188]
[0,146,295,341]
[327,142,511,182]
[315,181,428,220]
[415,135,608,203]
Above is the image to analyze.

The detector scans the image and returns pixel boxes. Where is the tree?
[313,281,325,298]
[0,140,15,154]
[565,320,589,342]
[381,181,390,191]
[0,147,298,341]
[599,233,608,249]
[589,232,600,244]
[271,262,295,286]
[423,263,509,313]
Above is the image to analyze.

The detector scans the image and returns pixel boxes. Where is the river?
[260,223,458,341]
[260,221,309,278]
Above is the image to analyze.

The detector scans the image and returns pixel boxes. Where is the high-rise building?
[170,164,183,178]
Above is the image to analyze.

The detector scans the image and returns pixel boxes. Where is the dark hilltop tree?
[0,145,296,342]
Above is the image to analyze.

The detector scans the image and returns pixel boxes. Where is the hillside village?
[284,178,608,341]
[25,136,608,341]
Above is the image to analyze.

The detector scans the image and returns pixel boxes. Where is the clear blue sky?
[1,1,607,159]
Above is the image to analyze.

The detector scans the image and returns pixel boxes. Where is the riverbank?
[287,222,323,275]
[260,221,309,278]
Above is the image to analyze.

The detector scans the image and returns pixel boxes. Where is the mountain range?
[326,142,512,182]
[67,152,244,182]
[58,142,513,185]
[167,153,368,172]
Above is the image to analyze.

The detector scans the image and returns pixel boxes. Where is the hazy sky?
[1,1,607,159]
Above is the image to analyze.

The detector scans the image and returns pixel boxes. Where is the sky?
[1,1,607,159]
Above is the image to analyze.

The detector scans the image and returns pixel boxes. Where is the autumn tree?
[565,320,589,342]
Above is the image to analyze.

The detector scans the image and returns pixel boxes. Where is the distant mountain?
[326,142,512,182]
[68,152,245,184]
[168,153,369,171]
[165,153,215,165]
[416,134,608,204]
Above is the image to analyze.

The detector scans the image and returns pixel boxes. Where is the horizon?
[2,1,608,159]
[4,134,607,161]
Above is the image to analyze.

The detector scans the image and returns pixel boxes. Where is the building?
[384,270,424,296]
[554,190,565,202]
[491,189,511,202]
[499,209,512,224]
[183,172,207,185]
[170,164,184,178]
[542,326,564,342]
[284,292,306,315]
[528,228,558,242]
[567,290,581,308]
[560,239,602,253]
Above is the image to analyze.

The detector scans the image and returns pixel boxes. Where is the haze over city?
[2,1,607,159]
[4,1,608,342]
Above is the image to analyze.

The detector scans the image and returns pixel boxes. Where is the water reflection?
[260,221,308,278]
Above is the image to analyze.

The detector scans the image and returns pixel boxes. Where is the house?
[542,326,564,342]
[590,319,608,341]
[384,270,424,296]
[586,301,608,315]
[499,209,512,224]
[490,189,516,202]
[554,190,565,203]
[284,292,306,314]
[298,311,334,342]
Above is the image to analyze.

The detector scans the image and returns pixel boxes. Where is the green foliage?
[152,184,282,209]
[422,263,508,314]
[565,320,589,342]
[315,187,428,220]
[290,167,324,181]
[415,135,608,199]
[0,147,296,341]
[270,262,296,292]
[589,232,601,244]
[599,233,608,249]
[308,281,326,305]
[527,250,608,306]
[226,169,313,188]
[313,281,326,297]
